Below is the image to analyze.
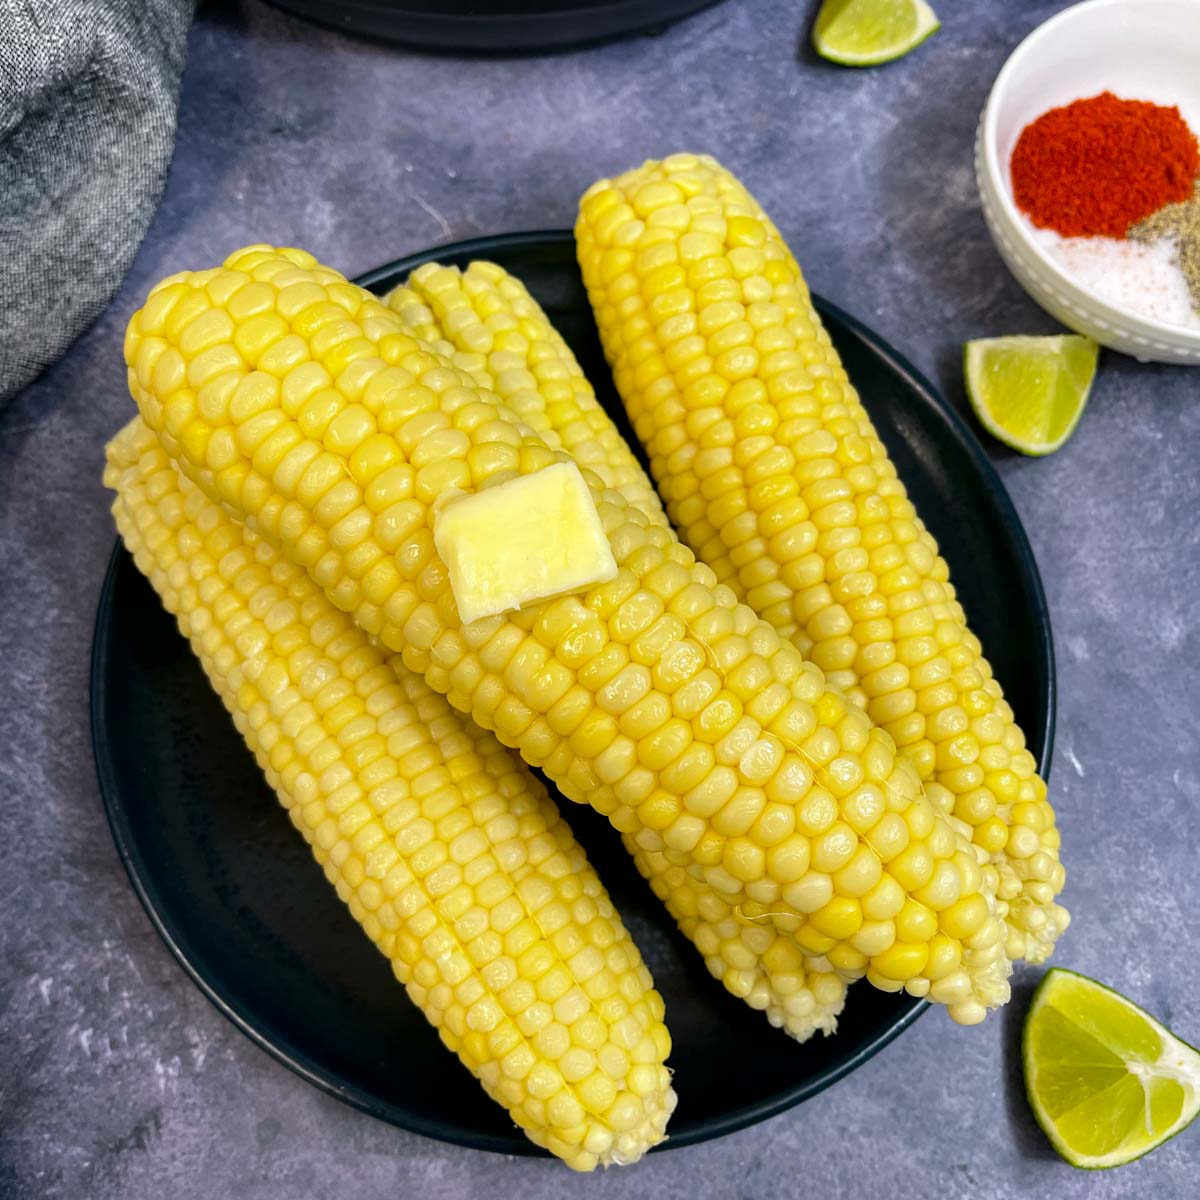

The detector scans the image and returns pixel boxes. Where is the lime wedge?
[964,335,1098,455]
[1024,969,1200,1169]
[812,0,940,66]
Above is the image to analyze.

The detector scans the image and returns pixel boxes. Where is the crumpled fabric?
[0,0,195,404]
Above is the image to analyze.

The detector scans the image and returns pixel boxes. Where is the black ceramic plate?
[92,231,1054,1157]
[264,0,724,53]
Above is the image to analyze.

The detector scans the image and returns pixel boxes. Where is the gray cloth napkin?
[0,0,194,405]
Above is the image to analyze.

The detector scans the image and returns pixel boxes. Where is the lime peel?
[964,334,1099,456]
[812,0,940,67]
[1023,968,1200,1169]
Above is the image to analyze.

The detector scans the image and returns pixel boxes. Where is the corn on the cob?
[575,154,1068,965]
[387,262,846,1040]
[104,418,675,1168]
[124,244,1009,1022]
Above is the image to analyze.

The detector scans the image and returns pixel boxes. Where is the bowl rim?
[979,0,1200,347]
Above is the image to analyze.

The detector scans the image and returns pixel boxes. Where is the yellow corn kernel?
[872,941,930,982]
[808,895,863,939]
[940,894,990,941]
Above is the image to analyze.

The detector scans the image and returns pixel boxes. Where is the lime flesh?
[812,0,940,66]
[1024,969,1200,1168]
[964,335,1098,455]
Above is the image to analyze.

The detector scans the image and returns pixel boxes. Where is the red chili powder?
[1011,91,1199,239]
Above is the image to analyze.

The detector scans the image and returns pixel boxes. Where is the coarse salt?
[1032,227,1200,330]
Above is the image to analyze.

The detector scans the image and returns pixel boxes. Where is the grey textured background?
[2,1,1198,1197]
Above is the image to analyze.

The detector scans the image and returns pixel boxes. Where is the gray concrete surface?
[2,1,1198,1196]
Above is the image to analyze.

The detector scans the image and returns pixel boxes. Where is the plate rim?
[261,0,725,54]
[92,230,1055,1157]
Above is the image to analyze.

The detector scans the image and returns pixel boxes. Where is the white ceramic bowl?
[976,0,1200,364]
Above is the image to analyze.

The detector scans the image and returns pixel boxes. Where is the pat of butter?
[433,462,618,624]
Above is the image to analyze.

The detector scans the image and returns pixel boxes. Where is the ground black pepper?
[1130,179,1200,315]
